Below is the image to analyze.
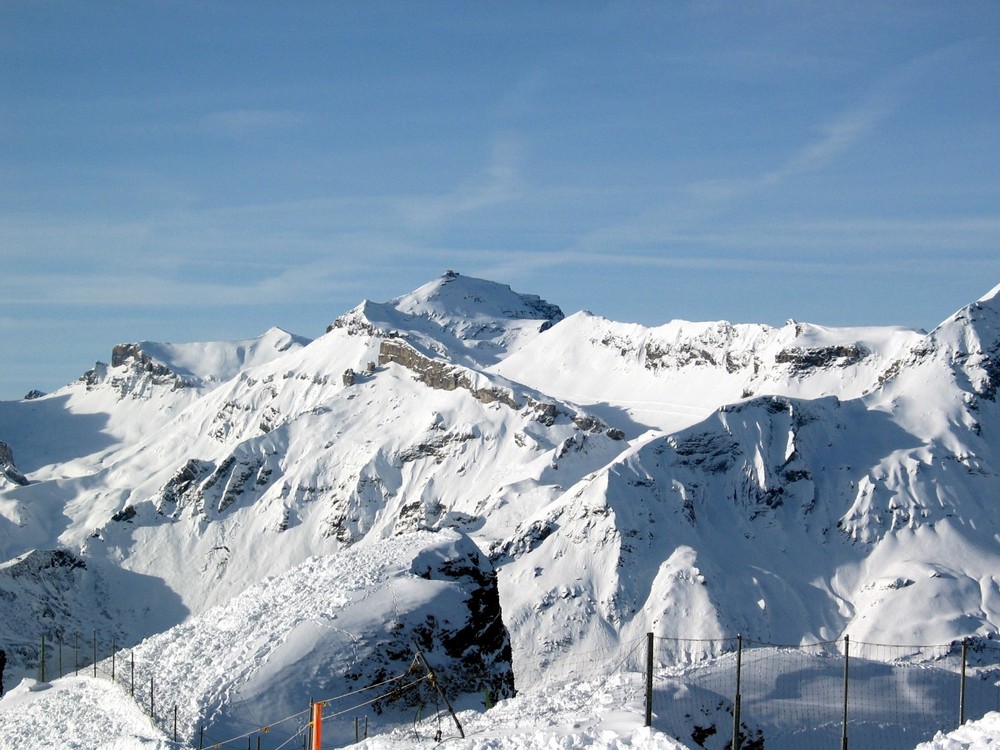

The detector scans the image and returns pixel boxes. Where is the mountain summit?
[329,270,564,366]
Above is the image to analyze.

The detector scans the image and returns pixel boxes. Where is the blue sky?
[2,1,998,400]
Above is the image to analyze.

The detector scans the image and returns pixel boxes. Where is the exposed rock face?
[371,533,517,712]
[378,339,519,408]
[637,322,761,373]
[81,343,190,397]
[774,344,868,373]
[153,454,274,517]
[326,311,381,337]
[0,441,30,487]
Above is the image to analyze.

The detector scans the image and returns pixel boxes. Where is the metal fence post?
[412,640,465,739]
[732,634,743,750]
[841,634,850,750]
[960,637,968,726]
[39,634,46,683]
[645,632,654,727]
[93,630,97,678]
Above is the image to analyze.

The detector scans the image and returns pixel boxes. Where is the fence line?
[21,628,1000,750]
[645,634,1000,750]
[25,629,460,749]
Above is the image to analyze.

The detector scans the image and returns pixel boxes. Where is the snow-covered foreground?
[4,672,1000,750]
[917,713,1000,749]
[0,672,687,750]
[0,677,173,750]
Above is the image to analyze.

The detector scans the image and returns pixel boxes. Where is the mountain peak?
[330,272,564,365]
[391,271,564,326]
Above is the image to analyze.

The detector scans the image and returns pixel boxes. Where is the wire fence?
[647,634,1000,750]
[26,631,464,749]
[20,629,1000,750]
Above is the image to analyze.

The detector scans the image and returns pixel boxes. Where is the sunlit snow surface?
[4,674,1000,750]
[916,712,1000,750]
[0,672,689,750]
[0,677,173,750]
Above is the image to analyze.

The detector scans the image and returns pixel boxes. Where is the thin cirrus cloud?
[686,39,977,210]
[562,50,937,264]
[684,86,900,208]
[5,267,344,308]
[394,136,526,229]
[198,108,307,138]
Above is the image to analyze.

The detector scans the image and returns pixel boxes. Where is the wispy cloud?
[198,108,307,138]
[395,135,526,228]
[557,40,988,272]
[685,87,900,208]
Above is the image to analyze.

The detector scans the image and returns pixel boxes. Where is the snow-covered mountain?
[2,271,1000,746]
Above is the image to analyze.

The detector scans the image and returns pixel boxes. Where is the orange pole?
[311,701,324,750]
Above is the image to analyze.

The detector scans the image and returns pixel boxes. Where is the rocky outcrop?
[0,441,30,486]
[370,533,516,711]
[154,454,273,516]
[326,310,382,336]
[775,344,868,373]
[378,339,519,408]
[81,343,190,398]
[408,535,516,703]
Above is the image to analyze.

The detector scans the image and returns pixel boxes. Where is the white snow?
[3,273,1000,750]
[0,677,173,749]
[916,712,1000,750]
[0,671,689,750]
